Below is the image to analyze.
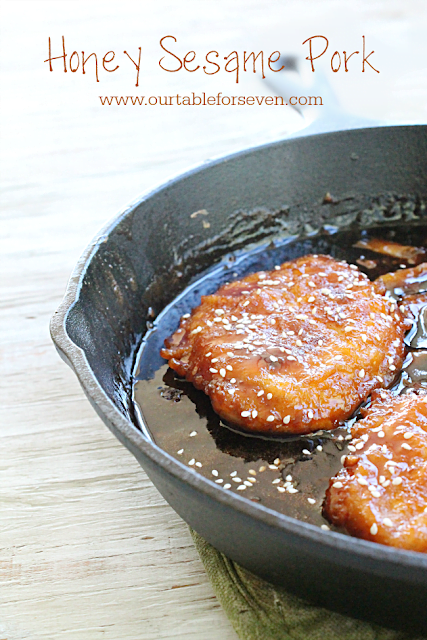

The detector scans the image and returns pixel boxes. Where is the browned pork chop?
[323,390,427,551]
[161,255,407,435]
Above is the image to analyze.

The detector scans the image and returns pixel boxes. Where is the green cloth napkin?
[190,529,426,640]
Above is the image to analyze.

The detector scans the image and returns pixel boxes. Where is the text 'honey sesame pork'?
[323,390,427,551]
[161,255,407,435]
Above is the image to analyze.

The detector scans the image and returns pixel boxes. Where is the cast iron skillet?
[51,82,427,630]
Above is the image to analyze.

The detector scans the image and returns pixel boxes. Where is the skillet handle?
[264,55,381,136]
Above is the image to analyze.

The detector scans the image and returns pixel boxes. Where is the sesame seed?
[230,471,237,477]
[259,466,266,472]
[302,449,311,456]
[189,431,197,437]
[257,390,264,397]
[215,479,223,484]
[318,340,323,346]
[242,301,250,307]
[177,449,184,455]
[308,281,316,287]
[209,368,218,373]
[230,378,236,384]
[401,443,412,450]
[266,416,275,422]
[243,481,252,487]
[247,477,256,484]
[382,480,390,487]
[241,411,250,418]
[355,442,364,450]
[269,355,278,362]
[392,477,402,485]
[219,368,226,377]
[340,455,347,464]
[223,483,231,489]
[215,309,225,315]
[205,352,212,357]
[288,487,299,494]
[361,334,367,342]
[251,410,258,419]
[371,490,381,498]
[249,469,256,476]
[188,459,195,466]
[226,365,233,371]
[274,458,280,465]
[286,475,293,482]
[344,326,353,333]
[195,462,202,468]
[307,498,316,505]
[403,432,413,439]
[267,393,273,400]
[383,518,393,527]
[308,296,315,302]
[321,524,330,531]
[182,313,190,319]
[272,478,280,484]
[347,445,356,452]
[191,326,203,334]
[357,477,368,486]
[316,445,323,452]
[333,481,343,488]
[236,485,246,490]
[232,477,242,483]
[370,523,378,535]
[269,464,278,470]
[308,410,314,419]
[283,415,291,424]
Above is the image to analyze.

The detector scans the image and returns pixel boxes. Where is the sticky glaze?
[133,224,427,528]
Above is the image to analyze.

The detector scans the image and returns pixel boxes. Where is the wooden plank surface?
[1,1,426,638]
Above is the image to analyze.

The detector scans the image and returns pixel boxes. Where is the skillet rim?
[50,124,427,579]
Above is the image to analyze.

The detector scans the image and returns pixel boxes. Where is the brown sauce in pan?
[132,224,427,530]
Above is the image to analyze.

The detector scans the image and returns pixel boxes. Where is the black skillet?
[51,65,427,632]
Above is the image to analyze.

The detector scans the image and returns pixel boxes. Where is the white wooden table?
[1,2,426,638]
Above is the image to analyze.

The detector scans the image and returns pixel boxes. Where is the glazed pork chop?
[323,390,427,551]
[161,255,407,435]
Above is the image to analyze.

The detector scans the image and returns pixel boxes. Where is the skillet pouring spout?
[51,125,427,633]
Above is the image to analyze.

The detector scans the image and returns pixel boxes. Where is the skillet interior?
[52,126,427,632]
